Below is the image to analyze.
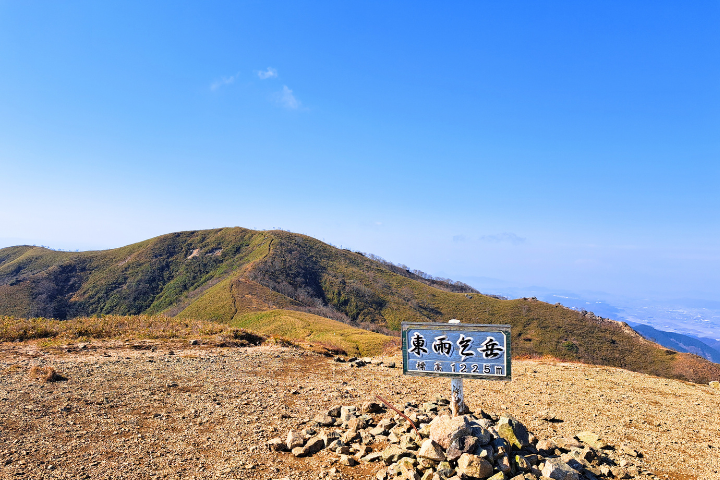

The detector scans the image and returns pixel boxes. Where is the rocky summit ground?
[0,341,718,480]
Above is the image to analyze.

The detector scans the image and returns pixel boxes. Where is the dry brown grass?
[28,365,65,382]
[0,314,262,344]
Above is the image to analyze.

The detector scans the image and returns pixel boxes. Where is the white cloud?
[257,67,278,79]
[479,232,526,245]
[210,74,238,91]
[275,85,300,109]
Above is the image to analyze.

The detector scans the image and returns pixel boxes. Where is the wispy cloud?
[210,73,239,91]
[275,85,300,109]
[257,67,278,79]
[480,232,526,245]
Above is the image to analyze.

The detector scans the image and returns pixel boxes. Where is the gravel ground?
[0,341,718,480]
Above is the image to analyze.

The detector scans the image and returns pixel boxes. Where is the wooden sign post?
[401,320,511,416]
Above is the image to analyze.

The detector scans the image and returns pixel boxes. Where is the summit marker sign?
[401,322,511,380]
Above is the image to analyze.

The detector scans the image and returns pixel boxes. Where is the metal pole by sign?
[448,319,468,416]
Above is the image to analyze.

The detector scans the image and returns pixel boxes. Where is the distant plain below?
[457,276,720,351]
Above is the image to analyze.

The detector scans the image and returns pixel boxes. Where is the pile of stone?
[333,357,396,369]
[267,398,651,480]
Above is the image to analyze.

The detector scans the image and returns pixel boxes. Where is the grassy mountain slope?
[0,228,269,319]
[232,309,397,356]
[1,227,720,383]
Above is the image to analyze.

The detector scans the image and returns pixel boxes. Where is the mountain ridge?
[1,227,719,384]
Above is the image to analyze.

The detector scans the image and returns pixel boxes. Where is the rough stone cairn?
[268,397,651,480]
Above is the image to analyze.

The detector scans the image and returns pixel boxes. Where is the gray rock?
[559,454,585,473]
[299,436,325,456]
[474,418,493,429]
[535,439,557,454]
[417,439,446,462]
[469,425,494,445]
[319,430,340,448]
[360,430,374,445]
[514,454,531,472]
[491,437,511,456]
[542,458,580,480]
[399,457,419,480]
[378,418,395,430]
[474,444,494,463]
[575,431,608,450]
[429,415,474,449]
[339,454,357,466]
[420,470,435,480]
[347,416,369,430]
[456,453,493,479]
[340,405,357,422]
[496,454,512,474]
[419,423,433,438]
[381,444,414,465]
[314,413,334,427]
[555,437,583,451]
[497,417,530,450]
[341,428,360,444]
[286,430,305,450]
[538,410,561,422]
[417,457,439,470]
[619,444,640,457]
[362,452,383,463]
[267,437,287,452]
[361,400,384,413]
[435,461,455,478]
[610,466,631,479]
[400,434,419,450]
[566,447,595,465]
[446,435,480,462]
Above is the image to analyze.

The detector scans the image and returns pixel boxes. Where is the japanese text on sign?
[401,322,511,380]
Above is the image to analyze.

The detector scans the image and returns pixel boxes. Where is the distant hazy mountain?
[693,335,720,353]
[631,323,720,364]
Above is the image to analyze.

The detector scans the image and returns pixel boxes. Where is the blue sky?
[1,1,719,305]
